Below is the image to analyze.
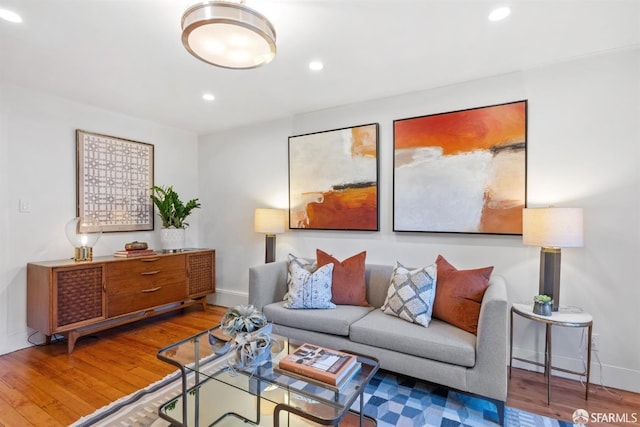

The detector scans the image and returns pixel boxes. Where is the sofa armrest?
[467,274,508,401]
[248,261,288,311]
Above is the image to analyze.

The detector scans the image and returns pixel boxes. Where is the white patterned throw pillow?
[284,253,317,302]
[283,262,336,309]
[381,262,437,327]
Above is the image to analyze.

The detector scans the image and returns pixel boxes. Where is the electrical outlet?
[592,333,600,351]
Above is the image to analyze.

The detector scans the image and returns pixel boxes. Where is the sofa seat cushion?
[263,302,374,336]
[349,309,477,367]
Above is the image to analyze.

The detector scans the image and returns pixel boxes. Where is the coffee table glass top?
[157,327,379,426]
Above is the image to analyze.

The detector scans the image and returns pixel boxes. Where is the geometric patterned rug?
[365,372,575,427]
[71,369,576,427]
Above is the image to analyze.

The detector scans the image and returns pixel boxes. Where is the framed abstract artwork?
[393,100,527,234]
[289,123,379,231]
[76,130,154,232]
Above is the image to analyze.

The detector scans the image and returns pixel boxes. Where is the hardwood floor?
[0,306,637,426]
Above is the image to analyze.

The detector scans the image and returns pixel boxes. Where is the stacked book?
[113,248,155,257]
[277,343,361,390]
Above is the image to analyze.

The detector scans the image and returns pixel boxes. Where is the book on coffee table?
[278,343,358,386]
[274,361,361,391]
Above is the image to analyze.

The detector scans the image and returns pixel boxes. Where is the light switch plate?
[19,199,31,213]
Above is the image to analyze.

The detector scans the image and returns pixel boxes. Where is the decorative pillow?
[380,262,437,327]
[316,249,370,306]
[283,261,336,309]
[287,253,317,273]
[284,253,318,302]
[432,255,493,335]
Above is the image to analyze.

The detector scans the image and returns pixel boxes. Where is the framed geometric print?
[76,130,154,232]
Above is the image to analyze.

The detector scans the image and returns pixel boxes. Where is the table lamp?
[65,217,102,261]
[523,207,583,311]
[254,208,285,263]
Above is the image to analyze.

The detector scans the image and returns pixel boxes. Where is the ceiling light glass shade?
[181,1,276,69]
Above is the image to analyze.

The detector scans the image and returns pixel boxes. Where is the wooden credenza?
[27,249,215,353]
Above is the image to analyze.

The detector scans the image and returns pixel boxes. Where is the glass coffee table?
[157,327,379,427]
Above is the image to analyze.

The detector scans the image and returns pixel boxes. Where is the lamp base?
[265,234,276,263]
[74,246,93,262]
[539,247,561,311]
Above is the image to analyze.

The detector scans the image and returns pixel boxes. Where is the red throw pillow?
[432,255,493,335]
[316,249,370,306]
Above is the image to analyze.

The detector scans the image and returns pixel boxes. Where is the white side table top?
[512,303,593,326]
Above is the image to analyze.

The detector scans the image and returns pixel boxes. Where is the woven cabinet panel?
[188,253,214,295]
[56,266,104,327]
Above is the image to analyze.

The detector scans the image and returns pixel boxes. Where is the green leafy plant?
[220,305,268,336]
[150,185,201,228]
[534,294,553,304]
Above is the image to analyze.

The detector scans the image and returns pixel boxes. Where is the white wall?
[0,48,637,394]
[0,84,199,354]
[199,48,640,392]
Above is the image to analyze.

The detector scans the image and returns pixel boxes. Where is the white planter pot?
[160,227,185,251]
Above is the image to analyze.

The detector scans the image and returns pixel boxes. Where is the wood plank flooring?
[0,306,637,426]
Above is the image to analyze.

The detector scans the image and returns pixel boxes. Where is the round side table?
[509,303,593,405]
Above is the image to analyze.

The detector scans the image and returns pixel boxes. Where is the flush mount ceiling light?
[0,8,23,23]
[488,6,511,21]
[181,0,276,69]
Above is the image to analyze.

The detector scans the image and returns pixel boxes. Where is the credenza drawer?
[106,255,185,279]
[108,282,187,317]
[106,255,186,294]
[107,268,186,295]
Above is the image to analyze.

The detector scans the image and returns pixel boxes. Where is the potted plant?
[218,305,278,374]
[150,185,201,251]
[533,294,553,316]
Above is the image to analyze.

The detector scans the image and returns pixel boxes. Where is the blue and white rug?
[72,368,576,427]
[363,371,574,427]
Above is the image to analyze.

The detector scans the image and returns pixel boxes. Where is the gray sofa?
[249,261,508,423]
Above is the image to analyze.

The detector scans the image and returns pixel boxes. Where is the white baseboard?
[207,288,248,308]
[511,346,640,394]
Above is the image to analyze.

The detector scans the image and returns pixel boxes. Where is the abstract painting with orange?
[393,101,527,234]
[289,124,379,230]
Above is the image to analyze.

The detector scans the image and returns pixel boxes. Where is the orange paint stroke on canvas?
[395,102,526,155]
[304,185,377,230]
[479,193,523,234]
[351,125,377,158]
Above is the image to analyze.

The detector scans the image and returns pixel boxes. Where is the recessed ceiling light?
[202,93,215,101]
[0,8,22,23]
[488,6,511,21]
[309,61,324,71]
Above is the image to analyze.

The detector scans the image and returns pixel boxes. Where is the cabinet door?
[53,265,105,331]
[187,251,215,297]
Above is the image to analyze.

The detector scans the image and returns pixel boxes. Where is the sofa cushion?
[350,309,476,367]
[432,255,493,335]
[380,262,437,327]
[264,302,374,336]
[284,262,335,309]
[317,249,370,306]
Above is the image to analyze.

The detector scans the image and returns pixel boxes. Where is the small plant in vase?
[150,185,201,251]
[219,305,278,374]
[533,294,553,316]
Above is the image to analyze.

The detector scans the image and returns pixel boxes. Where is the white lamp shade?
[522,208,584,248]
[254,208,285,234]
